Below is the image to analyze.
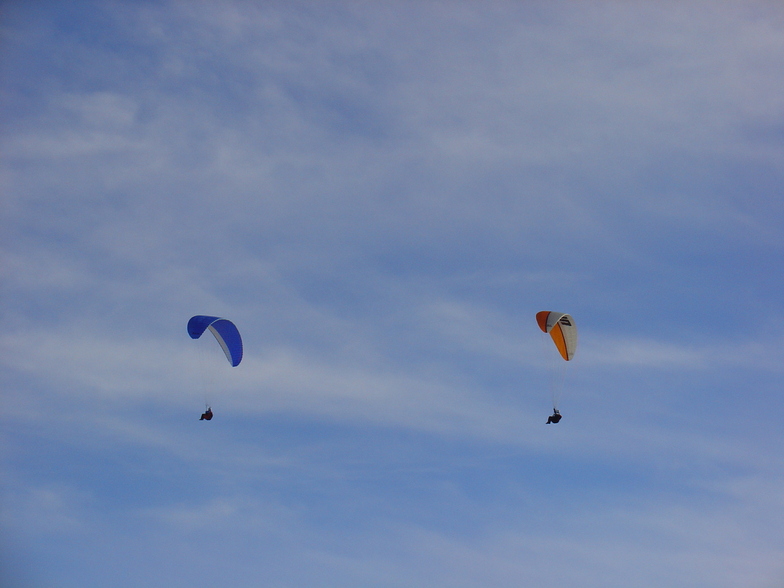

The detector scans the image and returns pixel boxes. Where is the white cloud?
[1,482,91,536]
[583,333,784,373]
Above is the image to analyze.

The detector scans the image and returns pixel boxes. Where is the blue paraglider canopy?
[187,315,243,367]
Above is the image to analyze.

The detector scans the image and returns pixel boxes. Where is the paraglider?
[188,315,243,420]
[536,311,577,423]
[187,315,243,367]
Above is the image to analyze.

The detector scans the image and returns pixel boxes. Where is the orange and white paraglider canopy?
[536,311,578,361]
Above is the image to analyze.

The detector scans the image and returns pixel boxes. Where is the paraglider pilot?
[200,407,213,421]
[546,409,561,424]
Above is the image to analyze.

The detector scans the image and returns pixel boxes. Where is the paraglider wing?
[536,311,577,361]
[187,315,243,367]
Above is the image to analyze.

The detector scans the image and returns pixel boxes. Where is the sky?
[2,1,784,586]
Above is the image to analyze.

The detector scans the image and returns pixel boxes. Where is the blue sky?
[2,1,783,586]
